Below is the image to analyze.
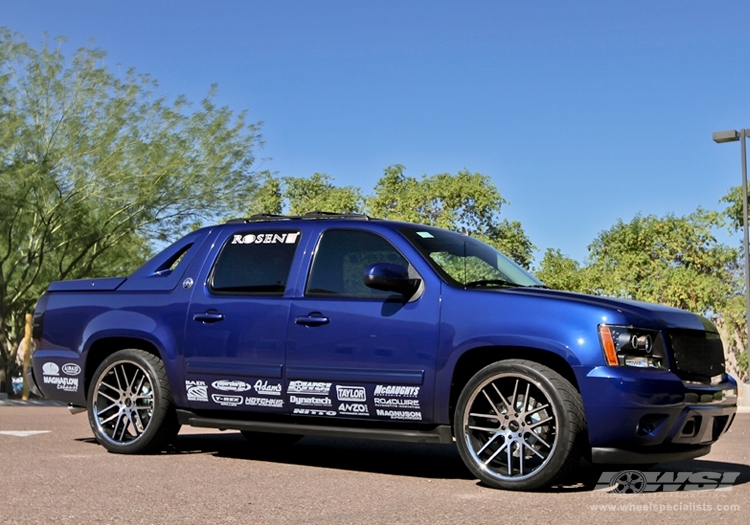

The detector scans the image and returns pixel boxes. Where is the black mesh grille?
[668,330,725,382]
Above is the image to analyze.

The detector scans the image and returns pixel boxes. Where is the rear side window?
[306,229,409,298]
[210,231,301,294]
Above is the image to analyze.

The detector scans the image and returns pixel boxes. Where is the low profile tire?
[87,349,180,454]
[240,431,303,446]
[454,359,586,491]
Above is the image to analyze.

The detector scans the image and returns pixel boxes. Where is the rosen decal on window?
[254,380,283,396]
[186,380,208,402]
[211,394,243,407]
[211,380,253,392]
[375,409,422,421]
[338,403,369,416]
[42,362,59,376]
[231,232,300,245]
[245,397,284,408]
[374,385,420,397]
[290,396,332,407]
[287,381,332,396]
[293,408,336,416]
[43,376,78,392]
[336,385,366,402]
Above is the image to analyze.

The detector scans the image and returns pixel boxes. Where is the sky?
[2,0,750,265]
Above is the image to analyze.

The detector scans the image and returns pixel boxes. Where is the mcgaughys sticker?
[231,232,300,245]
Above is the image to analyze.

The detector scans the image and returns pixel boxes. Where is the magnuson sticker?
[375,409,422,421]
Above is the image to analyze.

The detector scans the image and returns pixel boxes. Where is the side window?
[306,230,409,297]
[210,231,301,294]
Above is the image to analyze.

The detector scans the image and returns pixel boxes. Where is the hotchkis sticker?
[186,380,208,402]
[254,380,283,396]
[231,232,300,245]
[245,397,284,408]
[374,398,420,409]
[42,362,59,376]
[338,403,369,416]
[43,375,78,392]
[211,380,253,392]
[61,363,81,376]
[287,381,331,396]
[375,409,422,421]
[336,385,366,402]
[290,396,332,407]
[211,394,243,407]
[374,385,420,397]
[595,470,741,493]
[293,408,336,416]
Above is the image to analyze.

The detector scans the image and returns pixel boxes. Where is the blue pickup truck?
[29,213,738,490]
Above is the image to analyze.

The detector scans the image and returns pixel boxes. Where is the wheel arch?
[84,336,163,398]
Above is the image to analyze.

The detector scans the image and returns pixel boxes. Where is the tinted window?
[307,230,408,297]
[210,231,301,294]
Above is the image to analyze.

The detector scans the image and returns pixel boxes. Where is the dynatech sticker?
[231,232,300,245]
[186,380,208,402]
[287,381,331,395]
[336,385,366,402]
[42,362,59,376]
[211,380,253,392]
[211,394,243,407]
[289,396,332,407]
[62,363,81,376]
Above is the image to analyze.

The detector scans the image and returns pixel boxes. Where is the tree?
[534,249,587,292]
[249,172,364,216]
[0,29,263,392]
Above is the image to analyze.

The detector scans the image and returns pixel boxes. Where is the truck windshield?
[399,227,544,289]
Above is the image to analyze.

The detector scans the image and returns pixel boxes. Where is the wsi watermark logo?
[596,470,741,493]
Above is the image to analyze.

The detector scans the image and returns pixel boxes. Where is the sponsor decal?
[287,381,331,396]
[231,232,300,245]
[595,470,741,493]
[336,385,366,402]
[290,396,332,407]
[374,385,420,397]
[211,394,243,407]
[186,380,208,402]
[61,363,81,376]
[338,402,369,416]
[245,397,284,408]
[254,380,283,396]
[375,409,422,421]
[42,362,59,376]
[293,408,336,416]
[43,375,78,392]
[374,398,420,409]
[212,380,253,392]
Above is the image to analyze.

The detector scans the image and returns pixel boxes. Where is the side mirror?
[363,263,420,297]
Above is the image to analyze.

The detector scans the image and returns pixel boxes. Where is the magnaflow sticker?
[43,375,78,392]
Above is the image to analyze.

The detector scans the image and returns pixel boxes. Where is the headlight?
[598,325,667,369]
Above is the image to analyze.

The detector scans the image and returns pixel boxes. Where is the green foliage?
[535,249,587,292]
[720,185,747,233]
[249,172,363,216]
[0,28,262,389]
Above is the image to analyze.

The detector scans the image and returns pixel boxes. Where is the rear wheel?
[454,359,585,490]
[87,349,180,453]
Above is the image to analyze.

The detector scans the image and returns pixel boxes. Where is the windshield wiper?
[464,279,519,289]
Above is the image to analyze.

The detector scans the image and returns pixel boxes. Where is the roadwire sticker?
[338,403,369,416]
[287,381,331,395]
[254,380,283,396]
[245,397,284,408]
[43,375,78,392]
[374,385,420,397]
[231,232,300,245]
[374,398,420,409]
[336,385,366,402]
[211,394,243,407]
[375,409,422,421]
[290,396,332,407]
[211,380,252,392]
[186,380,208,402]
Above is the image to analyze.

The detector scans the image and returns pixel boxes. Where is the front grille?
[668,329,725,383]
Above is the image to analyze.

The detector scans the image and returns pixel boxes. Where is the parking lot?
[1,403,748,525]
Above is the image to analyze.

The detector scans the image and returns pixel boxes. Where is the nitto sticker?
[375,409,422,421]
[374,398,421,409]
[254,380,283,396]
[212,380,253,392]
[338,403,369,416]
[42,362,59,376]
[186,380,208,402]
[245,397,284,408]
[231,232,300,245]
[287,381,331,396]
[211,394,243,407]
[374,385,420,397]
[62,363,81,376]
[293,408,336,416]
[290,396,332,407]
[336,385,366,402]
[43,376,78,392]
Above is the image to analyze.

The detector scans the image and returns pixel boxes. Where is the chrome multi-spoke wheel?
[87,349,180,453]
[454,359,585,490]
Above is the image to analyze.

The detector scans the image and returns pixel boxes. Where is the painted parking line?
[0,431,51,437]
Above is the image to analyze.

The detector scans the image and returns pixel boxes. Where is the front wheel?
[87,349,180,453]
[454,359,586,490]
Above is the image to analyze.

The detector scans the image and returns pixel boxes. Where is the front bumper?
[576,366,737,464]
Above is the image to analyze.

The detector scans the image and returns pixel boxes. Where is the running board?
[176,410,454,444]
